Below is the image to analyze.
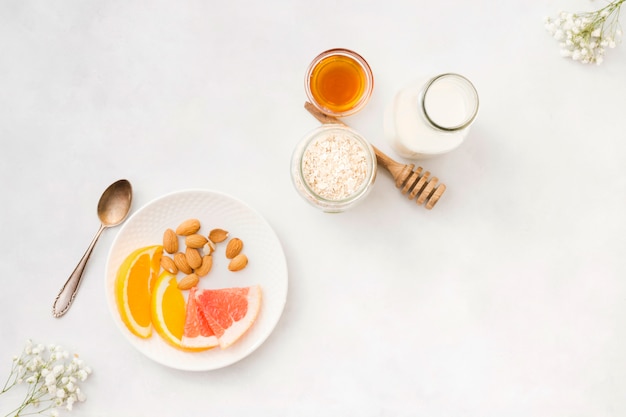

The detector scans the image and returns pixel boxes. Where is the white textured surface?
[105,190,287,371]
[1,0,626,416]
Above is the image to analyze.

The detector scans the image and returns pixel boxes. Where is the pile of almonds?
[161,218,248,291]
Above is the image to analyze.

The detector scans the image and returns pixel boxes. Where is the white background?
[1,0,626,416]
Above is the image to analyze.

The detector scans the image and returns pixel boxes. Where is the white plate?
[105,189,288,371]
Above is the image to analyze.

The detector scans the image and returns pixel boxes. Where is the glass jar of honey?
[305,48,374,118]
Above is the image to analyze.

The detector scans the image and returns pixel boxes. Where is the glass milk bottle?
[384,73,479,159]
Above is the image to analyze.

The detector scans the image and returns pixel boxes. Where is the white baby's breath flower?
[53,364,64,376]
[75,387,86,402]
[1,340,92,416]
[66,395,76,411]
[45,372,57,386]
[554,29,565,40]
[66,381,76,393]
[545,0,624,65]
[77,367,91,381]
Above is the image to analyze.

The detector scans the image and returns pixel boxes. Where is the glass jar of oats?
[291,124,377,213]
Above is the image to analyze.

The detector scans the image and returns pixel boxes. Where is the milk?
[384,73,479,159]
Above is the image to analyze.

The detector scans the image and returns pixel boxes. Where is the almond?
[195,255,213,277]
[177,273,199,290]
[225,238,243,259]
[228,253,248,271]
[160,255,178,274]
[173,252,193,274]
[185,234,208,249]
[208,228,229,243]
[185,247,202,269]
[176,218,201,236]
[162,228,178,254]
[205,239,216,255]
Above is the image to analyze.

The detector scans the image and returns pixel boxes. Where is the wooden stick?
[303,102,446,209]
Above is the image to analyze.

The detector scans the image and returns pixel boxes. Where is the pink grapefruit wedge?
[194,285,262,349]
[181,287,219,350]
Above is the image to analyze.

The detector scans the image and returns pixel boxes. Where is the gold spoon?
[52,179,133,318]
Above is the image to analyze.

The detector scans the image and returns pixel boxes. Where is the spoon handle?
[52,224,106,318]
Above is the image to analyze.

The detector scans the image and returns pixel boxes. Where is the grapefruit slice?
[151,271,187,349]
[194,285,262,349]
[114,245,163,338]
[181,287,219,350]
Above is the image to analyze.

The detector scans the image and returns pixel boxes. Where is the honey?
[305,49,373,117]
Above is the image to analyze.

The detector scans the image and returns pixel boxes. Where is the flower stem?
[3,400,29,417]
[1,361,20,394]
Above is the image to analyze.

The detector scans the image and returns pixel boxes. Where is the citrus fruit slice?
[114,245,163,338]
[151,271,187,349]
[181,287,219,350]
[194,285,262,349]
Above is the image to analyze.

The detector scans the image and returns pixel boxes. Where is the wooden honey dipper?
[304,102,446,209]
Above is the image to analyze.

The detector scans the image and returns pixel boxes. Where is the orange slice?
[194,285,262,349]
[150,271,187,349]
[181,287,219,350]
[114,245,163,338]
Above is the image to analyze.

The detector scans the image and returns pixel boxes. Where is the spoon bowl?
[52,179,133,317]
[97,180,133,226]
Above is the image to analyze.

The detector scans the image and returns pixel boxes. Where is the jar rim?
[420,73,479,132]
